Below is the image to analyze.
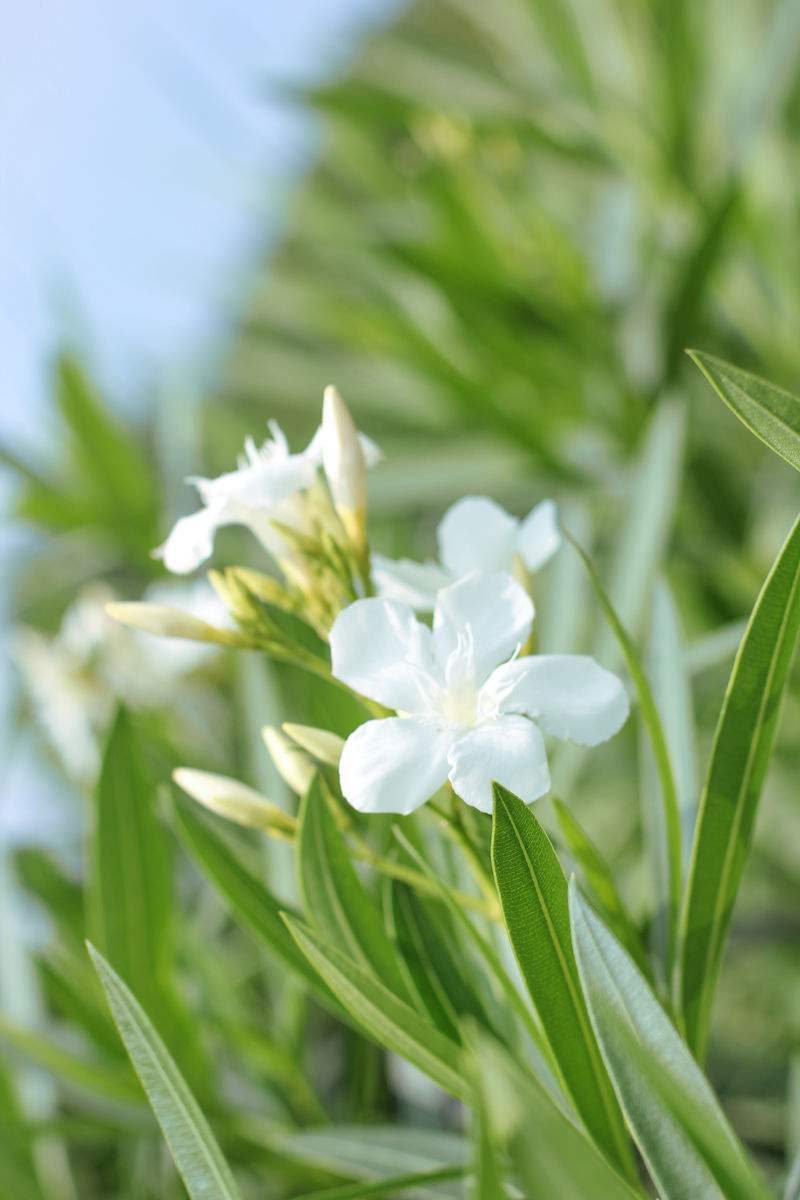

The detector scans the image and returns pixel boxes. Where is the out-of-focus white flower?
[330,572,627,815]
[156,408,381,576]
[372,495,560,610]
[13,581,227,784]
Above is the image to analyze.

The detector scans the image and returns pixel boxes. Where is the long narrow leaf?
[88,708,170,1004]
[679,513,800,1056]
[567,534,682,977]
[490,785,634,1180]
[689,351,800,472]
[298,775,408,996]
[472,1032,642,1200]
[88,944,243,1200]
[284,917,469,1102]
[570,884,770,1200]
[172,795,336,1008]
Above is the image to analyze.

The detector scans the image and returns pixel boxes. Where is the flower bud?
[106,602,244,646]
[282,722,344,766]
[173,768,295,836]
[262,725,315,795]
[321,385,367,545]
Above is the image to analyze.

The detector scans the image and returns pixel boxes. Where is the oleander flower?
[372,495,560,609]
[156,411,380,575]
[330,572,628,814]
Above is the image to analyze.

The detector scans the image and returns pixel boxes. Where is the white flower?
[329,572,628,815]
[372,495,560,610]
[156,414,380,575]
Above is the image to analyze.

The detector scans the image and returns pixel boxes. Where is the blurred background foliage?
[3,0,800,1195]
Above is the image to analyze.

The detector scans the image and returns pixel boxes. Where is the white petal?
[437,496,519,575]
[194,451,316,511]
[447,716,550,814]
[516,499,561,571]
[154,505,226,574]
[483,654,629,745]
[371,554,452,611]
[339,718,452,814]
[432,572,533,685]
[330,597,441,712]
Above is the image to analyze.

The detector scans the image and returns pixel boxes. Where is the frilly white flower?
[372,495,560,610]
[329,572,628,815]
[156,415,380,575]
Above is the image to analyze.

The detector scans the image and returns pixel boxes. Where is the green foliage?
[89,945,243,1200]
[679,513,800,1058]
[490,784,634,1179]
[689,352,800,473]
[570,883,771,1200]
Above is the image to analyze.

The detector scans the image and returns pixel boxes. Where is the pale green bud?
[106,602,245,646]
[321,384,367,546]
[172,768,296,836]
[262,725,315,795]
[282,722,344,766]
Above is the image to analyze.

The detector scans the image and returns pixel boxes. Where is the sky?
[0,0,397,452]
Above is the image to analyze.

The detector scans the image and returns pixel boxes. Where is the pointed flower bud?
[282,722,344,766]
[105,602,245,646]
[321,385,368,546]
[173,768,296,836]
[262,725,315,795]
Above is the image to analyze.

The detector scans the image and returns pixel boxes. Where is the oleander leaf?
[172,794,337,1009]
[284,916,470,1102]
[87,707,171,1018]
[567,534,682,977]
[89,945,244,1200]
[386,880,494,1043]
[297,774,408,996]
[679,513,800,1057]
[490,785,634,1180]
[570,884,771,1200]
[472,1032,643,1200]
[689,351,800,472]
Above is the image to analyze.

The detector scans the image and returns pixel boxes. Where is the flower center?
[441,682,479,727]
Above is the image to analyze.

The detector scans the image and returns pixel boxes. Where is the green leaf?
[172,795,335,1007]
[269,1124,467,1199]
[471,1032,643,1200]
[298,775,408,996]
[391,829,560,1091]
[0,1015,141,1104]
[490,785,634,1180]
[0,1060,44,1200]
[567,533,682,978]
[88,944,244,1200]
[569,883,771,1200]
[289,1166,465,1200]
[88,707,170,1008]
[284,916,470,1102]
[678,513,800,1057]
[551,798,648,977]
[689,351,800,472]
[386,881,493,1043]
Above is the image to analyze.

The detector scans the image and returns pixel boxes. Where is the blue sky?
[0,0,396,451]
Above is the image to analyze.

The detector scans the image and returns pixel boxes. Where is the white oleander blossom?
[329,572,628,814]
[156,412,380,575]
[372,495,560,610]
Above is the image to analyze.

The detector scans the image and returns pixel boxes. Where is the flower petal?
[437,496,520,575]
[330,597,441,712]
[371,554,452,610]
[483,654,629,745]
[339,718,452,814]
[447,716,550,813]
[432,572,534,685]
[154,504,227,574]
[516,499,560,571]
